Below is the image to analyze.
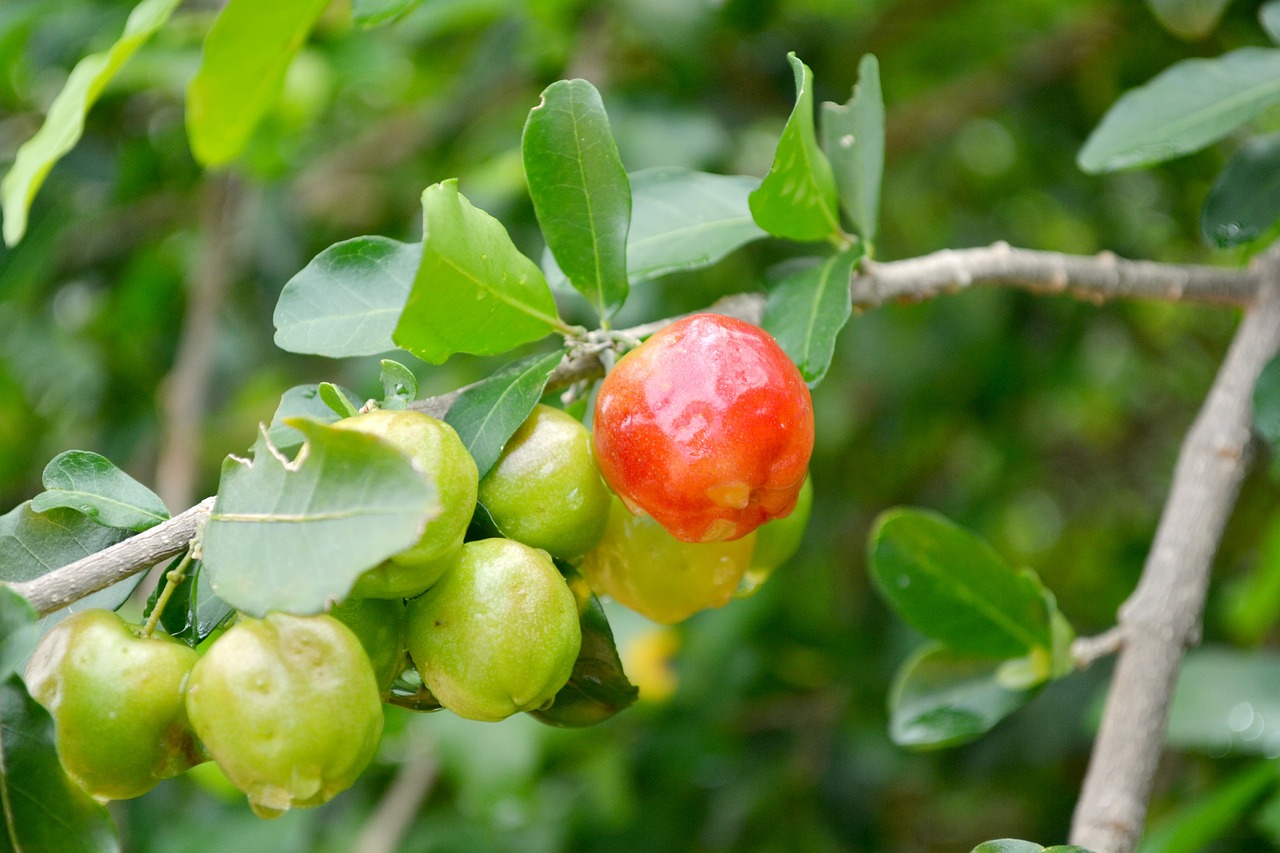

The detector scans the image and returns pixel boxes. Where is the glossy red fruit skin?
[592,313,814,542]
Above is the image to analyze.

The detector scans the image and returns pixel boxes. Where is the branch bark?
[1069,256,1280,853]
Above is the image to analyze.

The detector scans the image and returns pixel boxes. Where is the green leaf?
[1201,133,1280,247]
[353,0,420,27]
[0,587,36,680]
[31,451,169,532]
[762,247,863,387]
[971,843,1045,853]
[185,0,331,167]
[1167,646,1280,755]
[523,79,631,321]
[379,359,418,410]
[748,53,842,243]
[1136,761,1277,853]
[869,508,1053,658]
[0,675,120,853]
[543,168,768,287]
[527,588,639,728]
[266,383,357,455]
[1146,0,1232,40]
[1254,352,1280,451]
[890,644,1037,749]
[393,180,563,363]
[444,349,565,479]
[821,54,884,246]
[273,237,422,358]
[1220,511,1280,644]
[0,0,182,246]
[201,421,440,617]
[1263,1,1280,44]
[1078,48,1280,173]
[319,382,361,419]
[142,559,233,648]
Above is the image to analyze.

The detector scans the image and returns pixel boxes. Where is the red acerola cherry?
[592,313,814,542]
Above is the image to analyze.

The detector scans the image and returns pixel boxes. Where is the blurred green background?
[3,0,1278,849]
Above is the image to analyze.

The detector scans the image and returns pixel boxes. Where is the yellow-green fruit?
[579,497,756,624]
[477,405,612,560]
[333,409,479,597]
[405,538,581,722]
[24,608,204,801]
[739,474,813,596]
[184,612,383,818]
[329,597,407,693]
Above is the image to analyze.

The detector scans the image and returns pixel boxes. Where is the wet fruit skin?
[592,313,814,543]
[579,496,757,624]
[24,608,205,801]
[333,409,479,597]
[404,538,581,722]
[477,404,612,560]
[184,612,383,818]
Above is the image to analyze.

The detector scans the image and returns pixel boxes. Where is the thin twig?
[1070,627,1126,669]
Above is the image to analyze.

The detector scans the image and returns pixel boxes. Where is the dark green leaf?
[869,508,1053,657]
[524,79,631,320]
[142,558,232,648]
[1220,511,1280,644]
[1254,352,1280,451]
[444,349,565,478]
[319,382,361,419]
[379,359,419,410]
[1079,48,1280,173]
[1202,133,1280,247]
[1263,1,1280,44]
[821,54,884,246]
[1146,0,1232,40]
[890,644,1036,749]
[0,675,120,852]
[353,0,419,27]
[0,503,128,586]
[1167,646,1280,756]
[763,246,863,387]
[1136,761,1277,853]
[0,0,182,246]
[0,587,35,680]
[201,421,440,617]
[185,0,331,166]
[266,383,357,455]
[527,589,639,727]
[32,451,169,532]
[748,53,842,243]
[273,237,422,357]
[393,180,563,363]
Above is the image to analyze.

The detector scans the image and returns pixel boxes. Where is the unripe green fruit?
[24,608,204,801]
[739,474,813,596]
[405,538,581,722]
[333,409,479,597]
[477,404,612,560]
[329,596,408,693]
[184,612,383,818]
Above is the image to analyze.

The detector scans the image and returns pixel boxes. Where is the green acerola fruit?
[477,404,612,560]
[184,612,383,818]
[333,409,479,597]
[24,608,205,802]
[738,474,813,596]
[328,596,408,694]
[405,538,581,722]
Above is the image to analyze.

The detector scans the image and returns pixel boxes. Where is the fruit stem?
[140,548,195,638]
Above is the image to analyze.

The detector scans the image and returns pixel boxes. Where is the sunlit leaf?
[266,383,358,456]
[763,246,863,387]
[444,349,565,479]
[524,79,631,320]
[0,675,120,852]
[0,0,182,246]
[821,54,884,246]
[869,508,1052,658]
[185,0,331,167]
[201,421,440,616]
[1079,48,1280,173]
[273,237,422,357]
[319,382,361,419]
[379,359,419,410]
[748,52,842,243]
[393,180,563,363]
[890,644,1036,749]
[1201,133,1280,247]
[32,451,169,532]
[1146,0,1232,40]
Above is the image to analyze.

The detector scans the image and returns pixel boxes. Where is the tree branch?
[1069,256,1280,853]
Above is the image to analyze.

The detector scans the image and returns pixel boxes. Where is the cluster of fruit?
[23,313,815,816]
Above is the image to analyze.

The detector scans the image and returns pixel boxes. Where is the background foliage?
[2,0,1277,849]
